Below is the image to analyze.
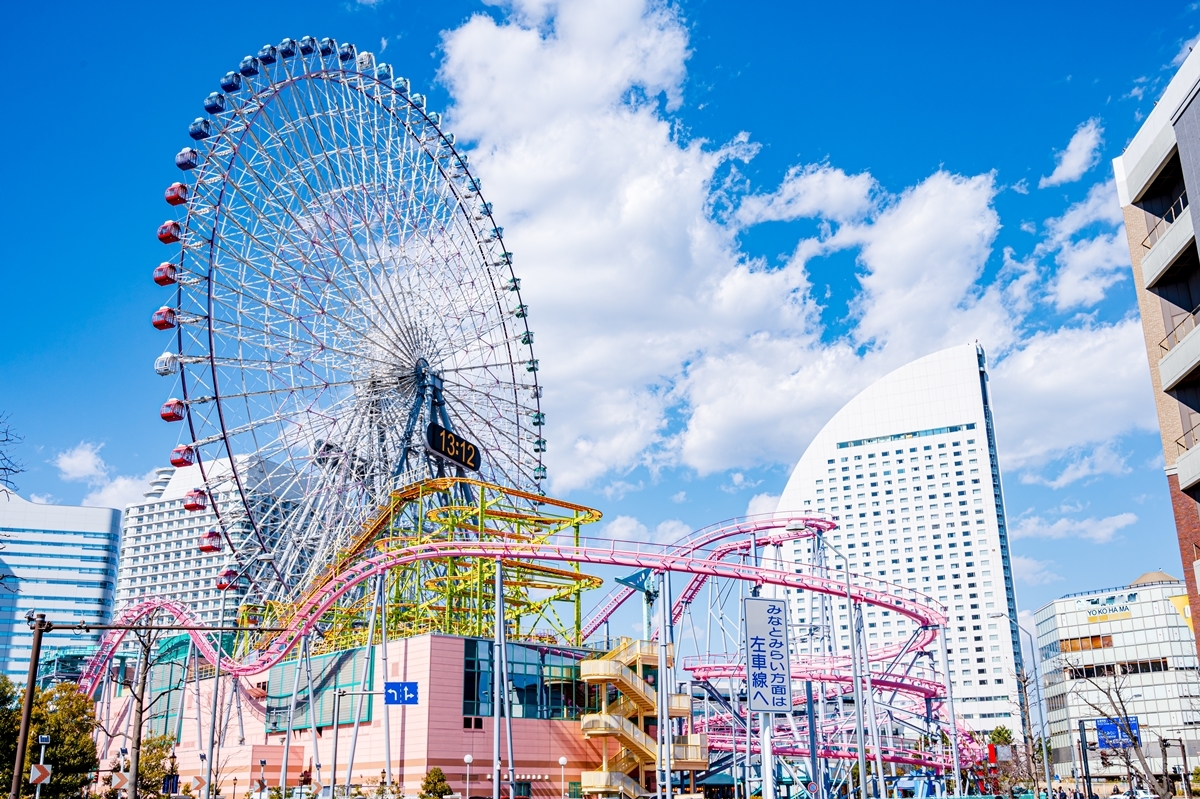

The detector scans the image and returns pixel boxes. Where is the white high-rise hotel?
[775,343,1023,733]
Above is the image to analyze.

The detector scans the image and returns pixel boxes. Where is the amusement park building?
[1034,571,1199,783]
[775,343,1023,734]
[0,490,118,680]
[1113,40,1200,660]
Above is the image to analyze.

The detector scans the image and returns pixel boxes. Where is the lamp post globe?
[464,754,474,799]
[558,758,568,799]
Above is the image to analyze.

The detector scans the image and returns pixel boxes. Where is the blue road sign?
[1096,717,1140,749]
[384,681,419,705]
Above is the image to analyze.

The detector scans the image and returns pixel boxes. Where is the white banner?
[744,596,792,713]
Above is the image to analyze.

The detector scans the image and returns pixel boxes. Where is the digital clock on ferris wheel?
[426,422,482,472]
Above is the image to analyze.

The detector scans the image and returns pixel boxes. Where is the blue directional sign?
[1096,717,1140,749]
[384,681,419,705]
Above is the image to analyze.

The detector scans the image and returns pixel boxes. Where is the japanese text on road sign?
[384,681,419,705]
[744,597,792,713]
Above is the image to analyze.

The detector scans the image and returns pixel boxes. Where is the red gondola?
[157,221,181,244]
[164,182,190,206]
[215,568,239,590]
[170,445,195,467]
[183,489,208,512]
[153,263,177,286]
[151,307,176,330]
[198,531,222,553]
[160,399,186,422]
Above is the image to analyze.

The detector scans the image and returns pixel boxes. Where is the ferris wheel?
[149,36,544,604]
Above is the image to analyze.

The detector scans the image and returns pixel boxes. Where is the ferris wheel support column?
[379,574,392,796]
[303,639,321,787]
[280,635,305,793]
[939,626,961,796]
[206,592,228,799]
[346,580,382,794]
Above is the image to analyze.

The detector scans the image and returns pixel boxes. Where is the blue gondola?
[411,93,426,109]
[278,38,297,58]
[394,77,410,96]
[257,44,277,64]
[338,43,356,62]
[219,71,242,93]
[445,132,456,145]
[203,92,227,114]
[175,148,200,171]
[239,56,260,76]
[188,118,212,140]
[319,37,336,56]
[299,36,317,55]
[376,63,393,83]
[429,112,441,126]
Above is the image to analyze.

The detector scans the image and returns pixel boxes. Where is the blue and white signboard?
[384,681,419,705]
[744,597,792,712]
[1096,717,1140,749]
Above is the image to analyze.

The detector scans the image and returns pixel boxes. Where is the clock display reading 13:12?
[426,422,481,472]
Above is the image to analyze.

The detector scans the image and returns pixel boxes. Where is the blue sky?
[2,0,1197,625]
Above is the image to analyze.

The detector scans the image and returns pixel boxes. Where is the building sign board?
[1096,717,1140,749]
[743,597,792,712]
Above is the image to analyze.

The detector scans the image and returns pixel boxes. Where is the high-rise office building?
[775,343,1023,733]
[1035,571,1198,782]
[0,490,119,681]
[1113,47,1200,655]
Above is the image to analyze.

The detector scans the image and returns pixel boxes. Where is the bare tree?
[1069,663,1171,799]
[0,414,24,495]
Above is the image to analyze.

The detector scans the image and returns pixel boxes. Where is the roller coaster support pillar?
[939,626,961,795]
[493,559,504,799]
[280,634,304,793]
[331,690,342,798]
[380,574,392,795]
[845,597,867,799]
[657,570,673,799]
[304,637,321,787]
[346,577,381,793]
[129,633,150,799]
[174,642,190,745]
[806,681,819,799]
[761,714,775,799]
[207,592,228,799]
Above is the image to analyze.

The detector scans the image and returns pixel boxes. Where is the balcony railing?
[1142,191,1190,251]
[1161,304,1200,354]
[1177,418,1200,454]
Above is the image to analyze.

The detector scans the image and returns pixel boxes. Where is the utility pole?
[11,612,53,799]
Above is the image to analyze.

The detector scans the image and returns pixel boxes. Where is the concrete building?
[114,457,284,627]
[1034,571,1199,785]
[775,343,1024,734]
[1113,46,1200,655]
[0,490,119,681]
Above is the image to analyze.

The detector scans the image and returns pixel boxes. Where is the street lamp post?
[465,755,473,799]
[991,613,1053,795]
[558,758,568,799]
[259,760,267,799]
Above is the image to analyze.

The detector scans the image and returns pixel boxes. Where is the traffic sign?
[384,682,419,705]
[111,772,128,791]
[194,775,207,793]
[1097,717,1140,749]
[29,765,51,785]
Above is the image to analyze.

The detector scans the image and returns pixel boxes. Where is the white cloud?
[1011,554,1064,586]
[1010,511,1138,544]
[435,0,1155,494]
[55,443,108,483]
[27,493,56,505]
[1039,181,1129,310]
[1039,118,1104,188]
[735,164,875,226]
[746,493,780,517]
[670,491,686,503]
[1020,441,1131,488]
[601,514,691,544]
[1173,33,1200,66]
[52,441,154,510]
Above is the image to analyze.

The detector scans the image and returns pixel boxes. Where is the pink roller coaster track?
[79,518,982,768]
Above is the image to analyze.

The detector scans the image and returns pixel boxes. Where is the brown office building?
[1113,48,1200,651]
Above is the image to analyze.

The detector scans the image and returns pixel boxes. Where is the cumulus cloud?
[1039,119,1104,188]
[602,514,692,544]
[1174,33,1200,67]
[1020,441,1131,488]
[1011,554,1064,586]
[52,441,154,510]
[435,0,1153,495]
[746,493,780,516]
[1011,511,1138,544]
